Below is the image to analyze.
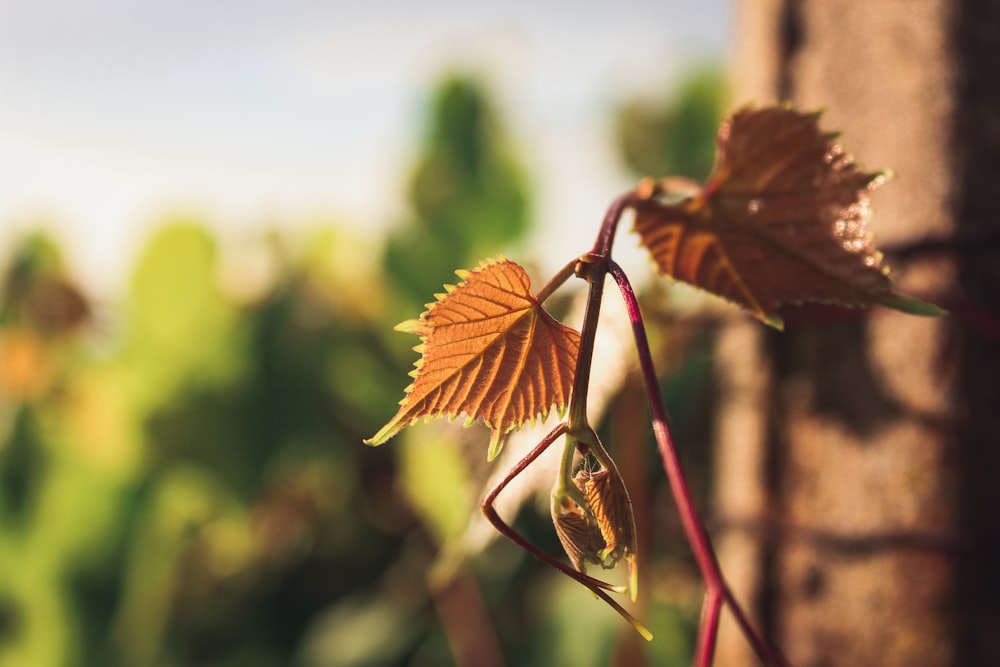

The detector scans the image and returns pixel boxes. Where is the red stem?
[607,258,790,667]
[483,192,791,663]
[567,192,633,430]
[694,591,724,667]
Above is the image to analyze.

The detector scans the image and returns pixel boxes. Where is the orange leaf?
[633,105,943,329]
[366,258,580,460]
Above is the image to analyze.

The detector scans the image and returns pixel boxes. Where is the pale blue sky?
[0,0,731,294]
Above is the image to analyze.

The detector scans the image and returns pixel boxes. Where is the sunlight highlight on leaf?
[365,258,580,460]
[632,105,944,328]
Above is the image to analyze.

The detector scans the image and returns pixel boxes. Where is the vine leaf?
[365,258,580,461]
[632,105,945,329]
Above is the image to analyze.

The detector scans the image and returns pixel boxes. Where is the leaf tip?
[364,420,402,447]
[394,319,424,334]
[618,601,653,641]
[758,311,784,330]
[877,292,947,318]
[486,433,507,462]
[867,169,894,190]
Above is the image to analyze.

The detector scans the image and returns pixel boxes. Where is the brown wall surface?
[714,2,1000,666]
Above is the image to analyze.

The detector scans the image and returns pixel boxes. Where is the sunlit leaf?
[366,258,579,460]
[633,105,945,329]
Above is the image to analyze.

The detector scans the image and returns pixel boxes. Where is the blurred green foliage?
[0,222,408,667]
[384,75,530,314]
[615,65,727,181]
[0,67,724,667]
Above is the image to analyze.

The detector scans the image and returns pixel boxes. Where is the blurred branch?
[430,568,506,667]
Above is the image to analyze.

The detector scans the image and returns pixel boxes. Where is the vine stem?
[568,191,788,666]
[559,192,790,664]
[566,192,632,431]
[485,192,791,665]
[607,258,790,667]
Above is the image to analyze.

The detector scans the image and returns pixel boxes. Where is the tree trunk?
[713,1,1000,665]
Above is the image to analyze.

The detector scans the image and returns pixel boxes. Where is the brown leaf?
[366,258,580,460]
[632,105,941,328]
[552,493,604,573]
[579,469,636,572]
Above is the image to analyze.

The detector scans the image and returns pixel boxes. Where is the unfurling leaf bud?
[551,493,605,573]
[551,463,639,600]
[579,469,635,572]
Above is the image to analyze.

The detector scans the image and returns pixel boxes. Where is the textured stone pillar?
[713,2,1000,665]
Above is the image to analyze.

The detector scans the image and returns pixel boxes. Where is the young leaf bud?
[579,467,638,599]
[551,462,639,600]
[578,469,636,571]
[551,493,605,573]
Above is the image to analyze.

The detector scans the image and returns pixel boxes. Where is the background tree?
[713,2,1000,665]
